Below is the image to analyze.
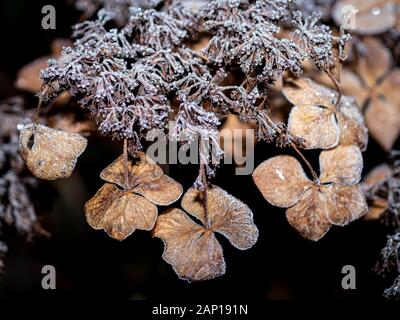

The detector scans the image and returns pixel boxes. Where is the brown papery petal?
[85,183,157,241]
[379,69,400,107]
[153,209,226,282]
[357,37,392,87]
[288,105,339,150]
[333,1,397,36]
[319,145,363,185]
[15,56,49,92]
[133,175,183,206]
[337,98,369,151]
[253,156,313,208]
[283,78,337,107]
[100,152,163,188]
[181,186,258,250]
[365,96,400,152]
[286,187,331,241]
[19,124,87,180]
[321,184,368,226]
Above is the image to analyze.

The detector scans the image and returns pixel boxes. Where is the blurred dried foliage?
[0,97,42,275]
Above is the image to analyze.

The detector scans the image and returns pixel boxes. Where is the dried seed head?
[153,185,258,281]
[18,124,87,180]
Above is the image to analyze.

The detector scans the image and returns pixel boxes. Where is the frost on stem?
[292,11,350,71]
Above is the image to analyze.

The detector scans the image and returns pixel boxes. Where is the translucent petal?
[133,175,183,206]
[319,145,363,185]
[153,208,225,282]
[19,124,87,180]
[283,78,337,107]
[84,183,157,241]
[357,37,392,87]
[337,98,369,151]
[379,69,400,107]
[253,156,313,208]
[181,186,258,250]
[288,105,339,150]
[286,187,331,241]
[365,96,400,152]
[100,152,163,189]
[321,184,368,226]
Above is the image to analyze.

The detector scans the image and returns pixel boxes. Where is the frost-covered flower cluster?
[40,0,347,187]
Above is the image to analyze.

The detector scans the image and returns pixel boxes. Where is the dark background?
[0,0,397,300]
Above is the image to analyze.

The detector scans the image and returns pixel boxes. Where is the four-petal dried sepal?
[253,145,368,241]
[153,185,258,281]
[85,153,183,240]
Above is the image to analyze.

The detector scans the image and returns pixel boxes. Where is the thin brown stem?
[290,142,319,182]
[200,163,210,229]
[326,70,342,111]
[123,139,130,190]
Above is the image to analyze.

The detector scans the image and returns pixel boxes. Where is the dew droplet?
[371,7,381,16]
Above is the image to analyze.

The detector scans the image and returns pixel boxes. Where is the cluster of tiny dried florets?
[40,0,348,186]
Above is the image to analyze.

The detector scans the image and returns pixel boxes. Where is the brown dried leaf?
[319,145,363,185]
[100,152,163,189]
[18,124,87,180]
[181,186,258,250]
[133,175,183,206]
[286,187,332,241]
[287,105,339,149]
[333,0,397,35]
[365,96,400,152]
[85,183,158,241]
[252,156,313,208]
[153,208,225,282]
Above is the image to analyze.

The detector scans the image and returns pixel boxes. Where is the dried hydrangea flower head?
[153,185,258,281]
[85,152,182,240]
[333,0,398,35]
[283,77,368,150]
[253,145,367,241]
[18,124,87,180]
